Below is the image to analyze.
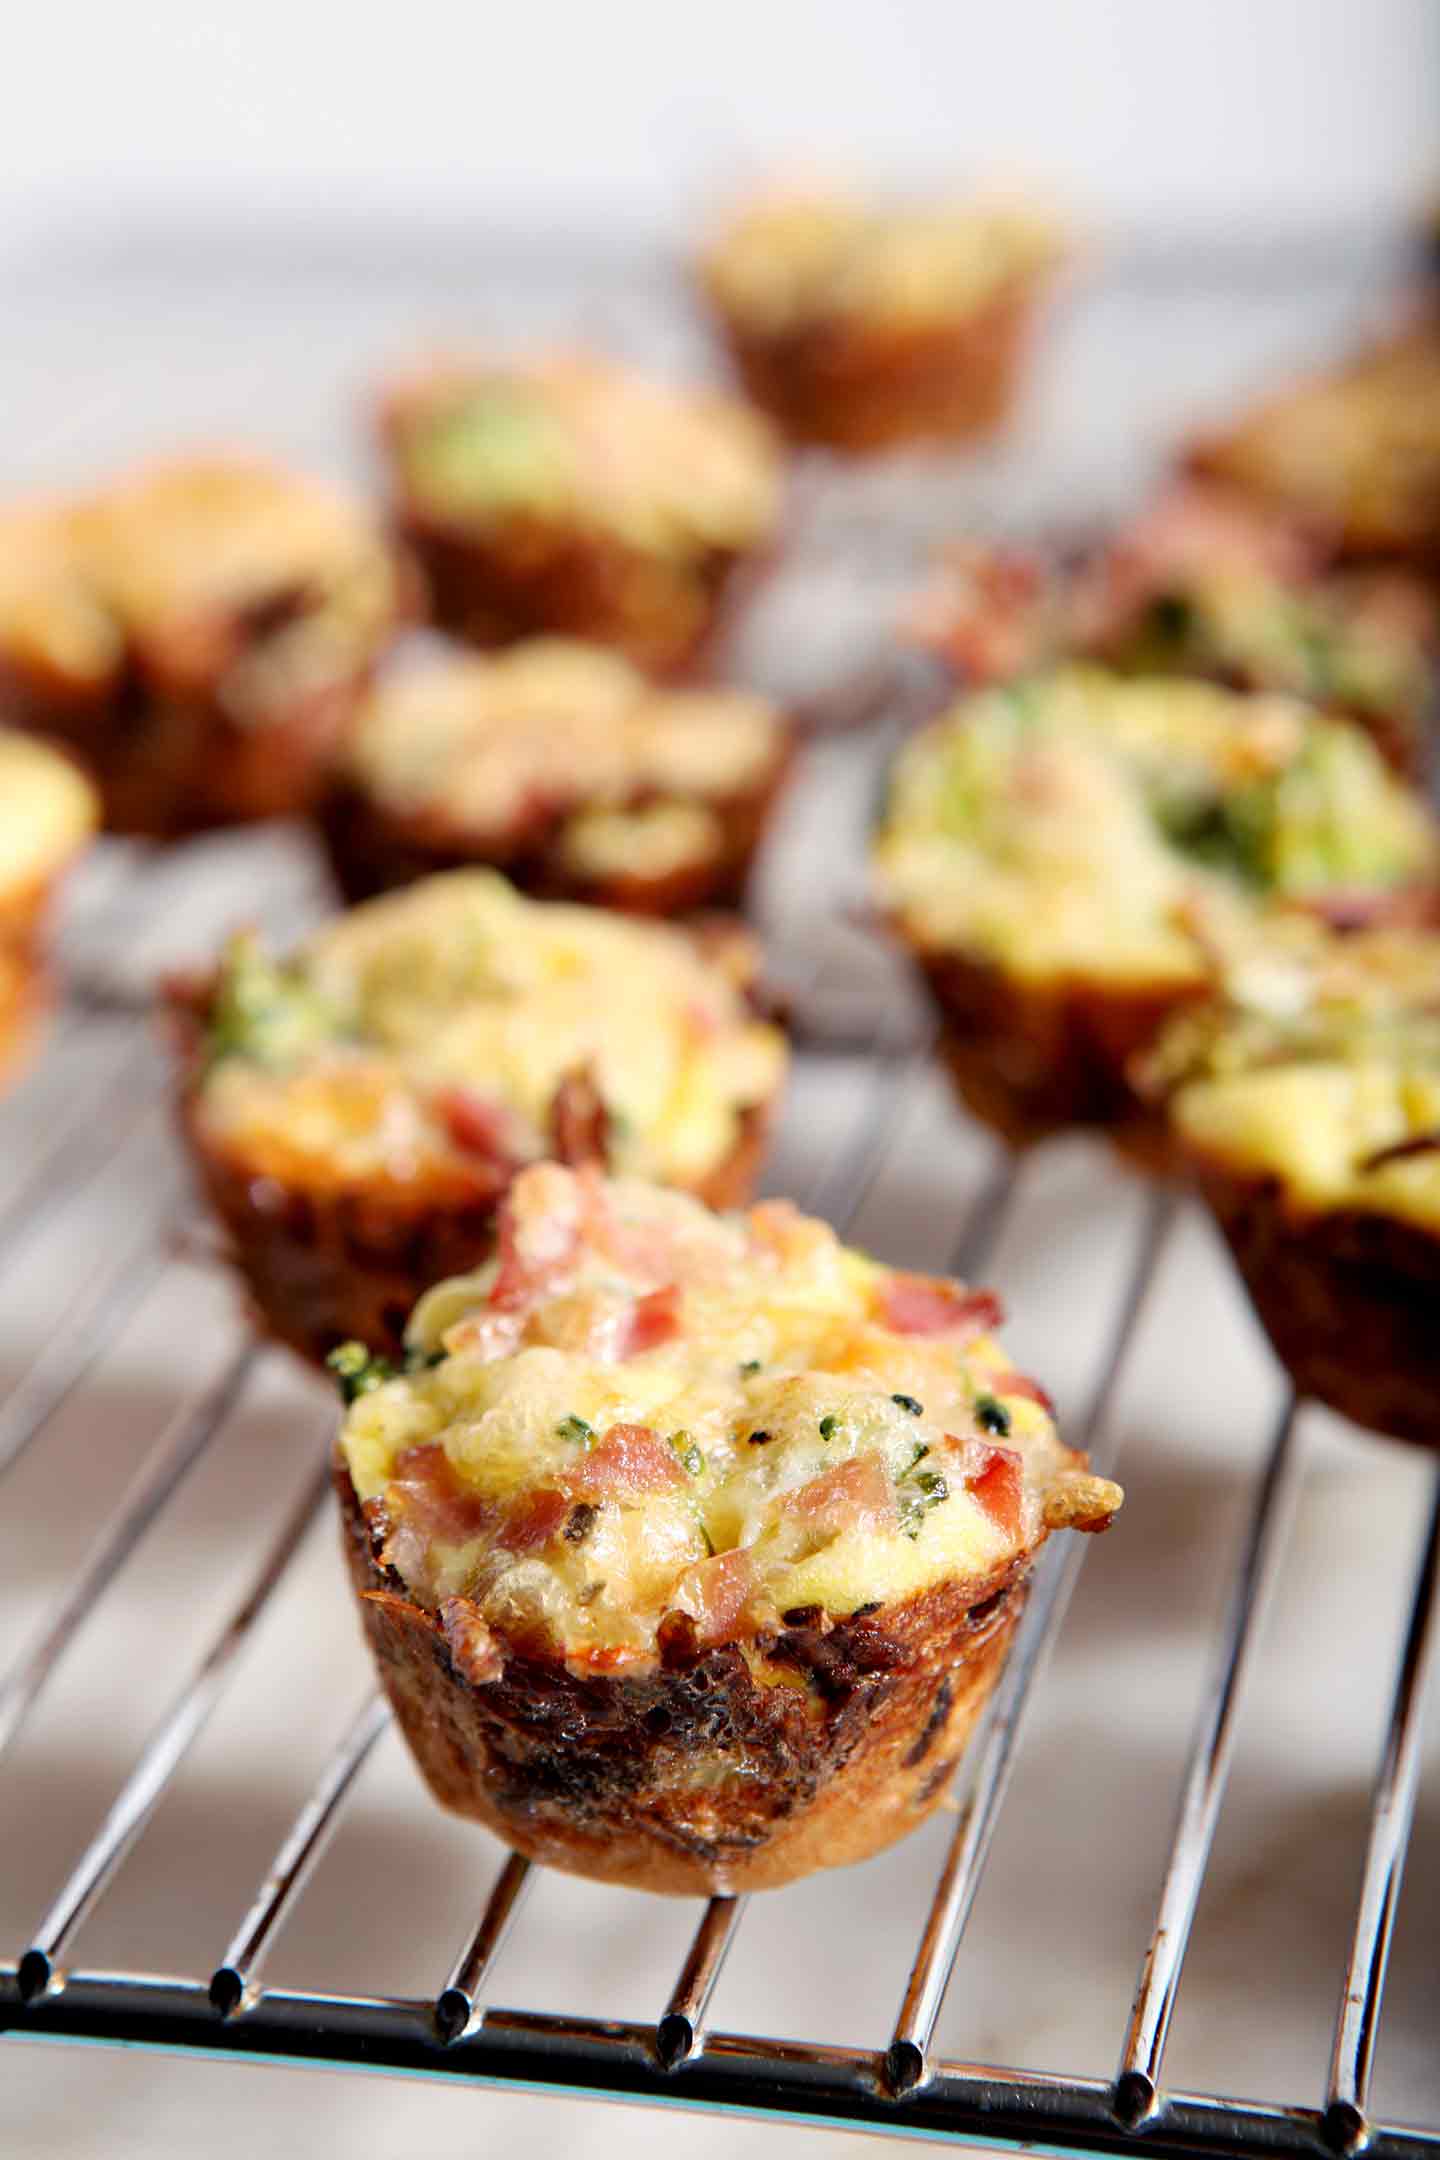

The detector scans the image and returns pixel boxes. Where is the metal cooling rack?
[0,224,1437,2154]
[0,768,1435,2159]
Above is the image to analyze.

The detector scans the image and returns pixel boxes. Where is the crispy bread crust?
[0,662,380,840]
[166,987,778,1365]
[910,941,1199,1158]
[386,498,766,679]
[706,285,1041,454]
[317,738,795,915]
[1192,1152,1440,1449]
[335,1455,1028,1892]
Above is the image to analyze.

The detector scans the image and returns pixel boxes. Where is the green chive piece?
[325,1341,397,1406]
[891,1393,924,1416]
[557,1414,595,1447]
[739,1358,762,1377]
[818,1414,840,1442]
[669,1431,705,1476]
[975,1394,1012,1437]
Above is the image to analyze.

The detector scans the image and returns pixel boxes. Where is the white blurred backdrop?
[1,0,1435,251]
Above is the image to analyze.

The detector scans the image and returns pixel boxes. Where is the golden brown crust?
[706,284,1041,454]
[386,498,769,681]
[335,1454,1027,1892]
[907,939,1199,1160]
[165,987,778,1367]
[0,657,381,840]
[317,737,796,915]
[1190,1151,1440,1449]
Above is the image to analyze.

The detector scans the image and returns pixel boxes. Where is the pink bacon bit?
[488,1163,585,1314]
[433,1085,513,1163]
[623,1283,682,1356]
[561,1423,684,1502]
[496,1486,570,1554]
[964,1443,1023,1540]
[786,1453,898,1539]
[670,1547,757,1646]
[388,1442,495,1546]
[879,1273,1005,1340]
[1003,1372,1056,1417]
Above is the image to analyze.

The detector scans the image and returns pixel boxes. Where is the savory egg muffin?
[0,457,407,836]
[320,639,792,914]
[697,182,1066,452]
[167,871,786,1365]
[0,730,98,1086]
[1147,923,1440,1448]
[377,351,782,675]
[872,666,1440,1149]
[334,1161,1121,1891]
[907,484,1437,775]
[1188,314,1440,567]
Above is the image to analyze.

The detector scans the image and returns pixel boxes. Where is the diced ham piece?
[388,1442,495,1546]
[489,1163,585,1313]
[965,1443,1023,1540]
[1003,1373,1056,1416]
[496,1486,570,1554]
[440,1597,506,1686]
[879,1275,1004,1340]
[670,1547,757,1645]
[433,1085,512,1163]
[623,1283,681,1355]
[561,1423,684,1502]
[786,1453,897,1538]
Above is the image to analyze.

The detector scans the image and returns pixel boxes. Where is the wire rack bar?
[5,1976,1439,2160]
[0,1340,258,1763]
[434,1853,537,2045]
[210,1692,390,2018]
[1115,1393,1305,2126]
[0,1031,156,1259]
[1323,1467,1440,2152]
[656,1896,745,2069]
[17,1452,332,2002]
[0,1147,186,1489]
[888,1180,1179,2092]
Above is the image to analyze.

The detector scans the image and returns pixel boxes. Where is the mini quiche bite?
[335,1163,1121,1892]
[377,352,782,676]
[319,639,792,914]
[1187,315,1440,569]
[0,457,406,837]
[697,183,1066,453]
[167,871,786,1365]
[906,483,1438,776]
[872,666,1440,1151]
[1147,925,1440,1449]
[0,730,98,1087]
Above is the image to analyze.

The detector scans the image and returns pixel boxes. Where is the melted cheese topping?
[0,731,98,895]
[1157,924,1440,1227]
[344,640,783,870]
[386,352,781,558]
[0,459,399,722]
[196,871,786,1190]
[1197,320,1440,552]
[701,184,1064,334]
[340,1164,1120,1666]
[873,667,1439,985]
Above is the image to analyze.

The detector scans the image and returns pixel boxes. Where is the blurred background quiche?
[320,638,793,915]
[167,870,787,1365]
[0,456,407,837]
